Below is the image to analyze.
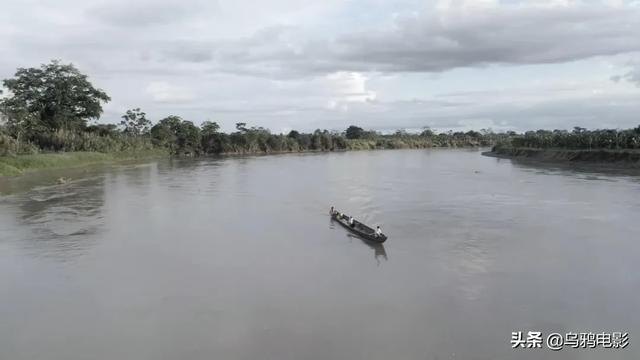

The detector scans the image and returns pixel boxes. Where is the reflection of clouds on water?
[443,193,529,207]
[7,177,106,261]
[154,157,230,199]
[431,200,498,302]
[450,236,491,301]
[509,157,640,182]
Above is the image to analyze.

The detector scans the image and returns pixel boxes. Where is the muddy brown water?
[1,149,639,360]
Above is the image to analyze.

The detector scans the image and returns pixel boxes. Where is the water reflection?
[346,234,388,264]
[491,155,640,182]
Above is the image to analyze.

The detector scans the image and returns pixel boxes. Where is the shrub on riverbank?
[31,129,155,153]
[0,127,154,155]
[0,132,40,156]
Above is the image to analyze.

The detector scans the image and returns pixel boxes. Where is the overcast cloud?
[1,0,639,132]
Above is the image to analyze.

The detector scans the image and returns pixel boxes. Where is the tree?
[287,130,300,139]
[420,126,434,137]
[201,121,220,137]
[345,125,364,139]
[235,122,247,132]
[199,121,218,152]
[297,133,311,149]
[151,116,181,153]
[1,60,110,131]
[201,121,222,154]
[120,108,151,135]
[175,121,201,155]
[86,123,119,137]
[150,116,201,155]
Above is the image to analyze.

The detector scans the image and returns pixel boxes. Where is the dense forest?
[1,61,639,159]
[493,127,640,152]
[0,61,500,157]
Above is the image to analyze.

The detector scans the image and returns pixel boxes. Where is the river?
[1,149,639,360]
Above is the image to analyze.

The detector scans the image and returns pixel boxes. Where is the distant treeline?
[0,116,499,156]
[0,60,501,156]
[493,127,640,152]
[2,60,638,158]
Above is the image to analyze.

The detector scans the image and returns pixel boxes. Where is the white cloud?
[145,81,195,103]
[1,0,639,132]
[324,72,376,111]
[184,1,640,77]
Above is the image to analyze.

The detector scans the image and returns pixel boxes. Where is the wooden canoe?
[331,212,387,243]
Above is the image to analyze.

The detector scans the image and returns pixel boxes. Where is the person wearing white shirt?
[375,226,383,237]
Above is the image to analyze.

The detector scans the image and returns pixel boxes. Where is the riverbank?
[1,140,488,177]
[483,147,640,166]
[0,149,168,176]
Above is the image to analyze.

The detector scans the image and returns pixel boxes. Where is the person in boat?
[330,206,335,215]
[349,216,355,228]
[375,226,383,237]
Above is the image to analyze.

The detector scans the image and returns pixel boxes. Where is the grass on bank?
[0,149,168,177]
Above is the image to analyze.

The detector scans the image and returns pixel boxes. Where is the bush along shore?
[0,125,499,176]
[486,127,640,166]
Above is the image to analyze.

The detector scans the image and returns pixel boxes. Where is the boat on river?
[331,211,387,243]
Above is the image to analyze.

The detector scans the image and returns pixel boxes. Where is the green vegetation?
[345,129,500,150]
[2,60,110,132]
[493,126,640,152]
[5,60,637,175]
[0,60,500,170]
[489,126,640,164]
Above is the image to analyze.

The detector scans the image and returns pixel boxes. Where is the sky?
[1,0,640,133]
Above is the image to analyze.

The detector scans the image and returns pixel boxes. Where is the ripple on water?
[1,175,106,262]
